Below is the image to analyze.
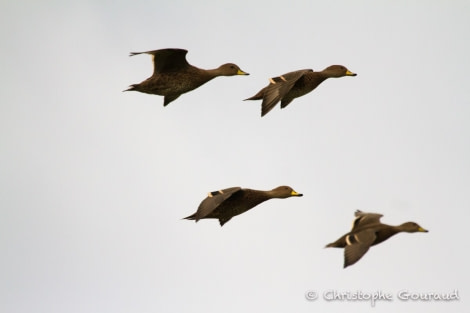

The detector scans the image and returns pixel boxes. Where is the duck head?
[399,222,429,233]
[270,186,303,198]
[323,65,357,78]
[218,63,249,76]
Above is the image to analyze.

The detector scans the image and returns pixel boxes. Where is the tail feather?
[183,212,198,221]
[325,236,346,248]
[244,88,266,101]
[123,84,138,92]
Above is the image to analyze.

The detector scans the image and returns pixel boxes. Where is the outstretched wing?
[130,48,190,75]
[196,187,242,219]
[351,210,383,231]
[343,229,376,268]
[261,69,312,116]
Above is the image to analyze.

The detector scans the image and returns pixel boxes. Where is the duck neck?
[251,194,271,208]
[383,226,401,237]
[388,225,402,236]
[205,68,226,78]
[318,71,334,80]
[374,225,401,245]
[266,189,287,199]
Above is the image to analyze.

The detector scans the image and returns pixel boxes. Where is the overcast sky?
[1,1,469,312]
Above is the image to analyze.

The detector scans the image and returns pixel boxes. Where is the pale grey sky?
[1,1,469,312]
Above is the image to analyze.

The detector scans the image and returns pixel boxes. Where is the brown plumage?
[326,210,428,268]
[245,65,357,116]
[124,48,249,106]
[183,186,303,226]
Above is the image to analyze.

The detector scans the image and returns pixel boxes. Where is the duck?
[244,65,356,116]
[183,186,303,226]
[124,48,249,106]
[326,210,428,268]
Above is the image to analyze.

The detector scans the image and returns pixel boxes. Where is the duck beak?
[418,227,429,232]
[237,69,250,75]
[345,70,357,76]
[291,190,303,197]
